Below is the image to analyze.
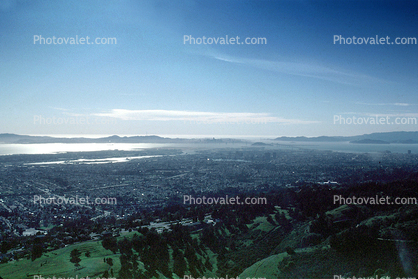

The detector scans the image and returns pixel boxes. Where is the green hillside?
[2,179,418,279]
[239,253,288,279]
[0,240,120,279]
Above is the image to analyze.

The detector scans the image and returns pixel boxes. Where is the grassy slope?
[0,229,221,279]
[1,206,348,279]
[0,231,140,279]
[239,205,416,279]
[239,253,289,279]
[0,240,120,279]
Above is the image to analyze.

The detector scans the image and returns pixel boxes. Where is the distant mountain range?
[275,131,418,144]
[1,131,418,144]
[0,134,244,144]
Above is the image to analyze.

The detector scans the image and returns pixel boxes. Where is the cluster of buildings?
[0,146,416,258]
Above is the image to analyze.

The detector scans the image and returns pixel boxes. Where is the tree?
[0,241,11,254]
[204,258,212,271]
[70,249,82,267]
[118,254,133,279]
[266,214,275,225]
[285,246,296,255]
[118,237,132,256]
[173,251,187,277]
[102,236,118,253]
[31,243,43,261]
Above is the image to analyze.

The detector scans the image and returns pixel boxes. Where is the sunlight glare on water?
[0,143,169,155]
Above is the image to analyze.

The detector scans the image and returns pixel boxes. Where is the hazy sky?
[1,0,417,137]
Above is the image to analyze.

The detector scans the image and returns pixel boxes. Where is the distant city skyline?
[1,0,417,137]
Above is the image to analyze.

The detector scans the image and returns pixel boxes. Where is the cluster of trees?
[102,225,213,279]
[70,249,81,267]
[6,170,418,277]
[329,225,379,253]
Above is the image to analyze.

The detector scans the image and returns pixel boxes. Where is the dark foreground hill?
[2,171,418,278]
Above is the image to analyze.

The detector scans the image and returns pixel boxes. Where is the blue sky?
[1,0,417,137]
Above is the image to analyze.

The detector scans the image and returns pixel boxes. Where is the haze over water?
[0,143,167,156]
[1,141,417,156]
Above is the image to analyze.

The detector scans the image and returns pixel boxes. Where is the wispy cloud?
[49,107,70,112]
[362,112,418,118]
[356,102,414,106]
[50,107,88,117]
[92,109,319,125]
[118,93,145,97]
[337,111,418,118]
[200,50,385,85]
